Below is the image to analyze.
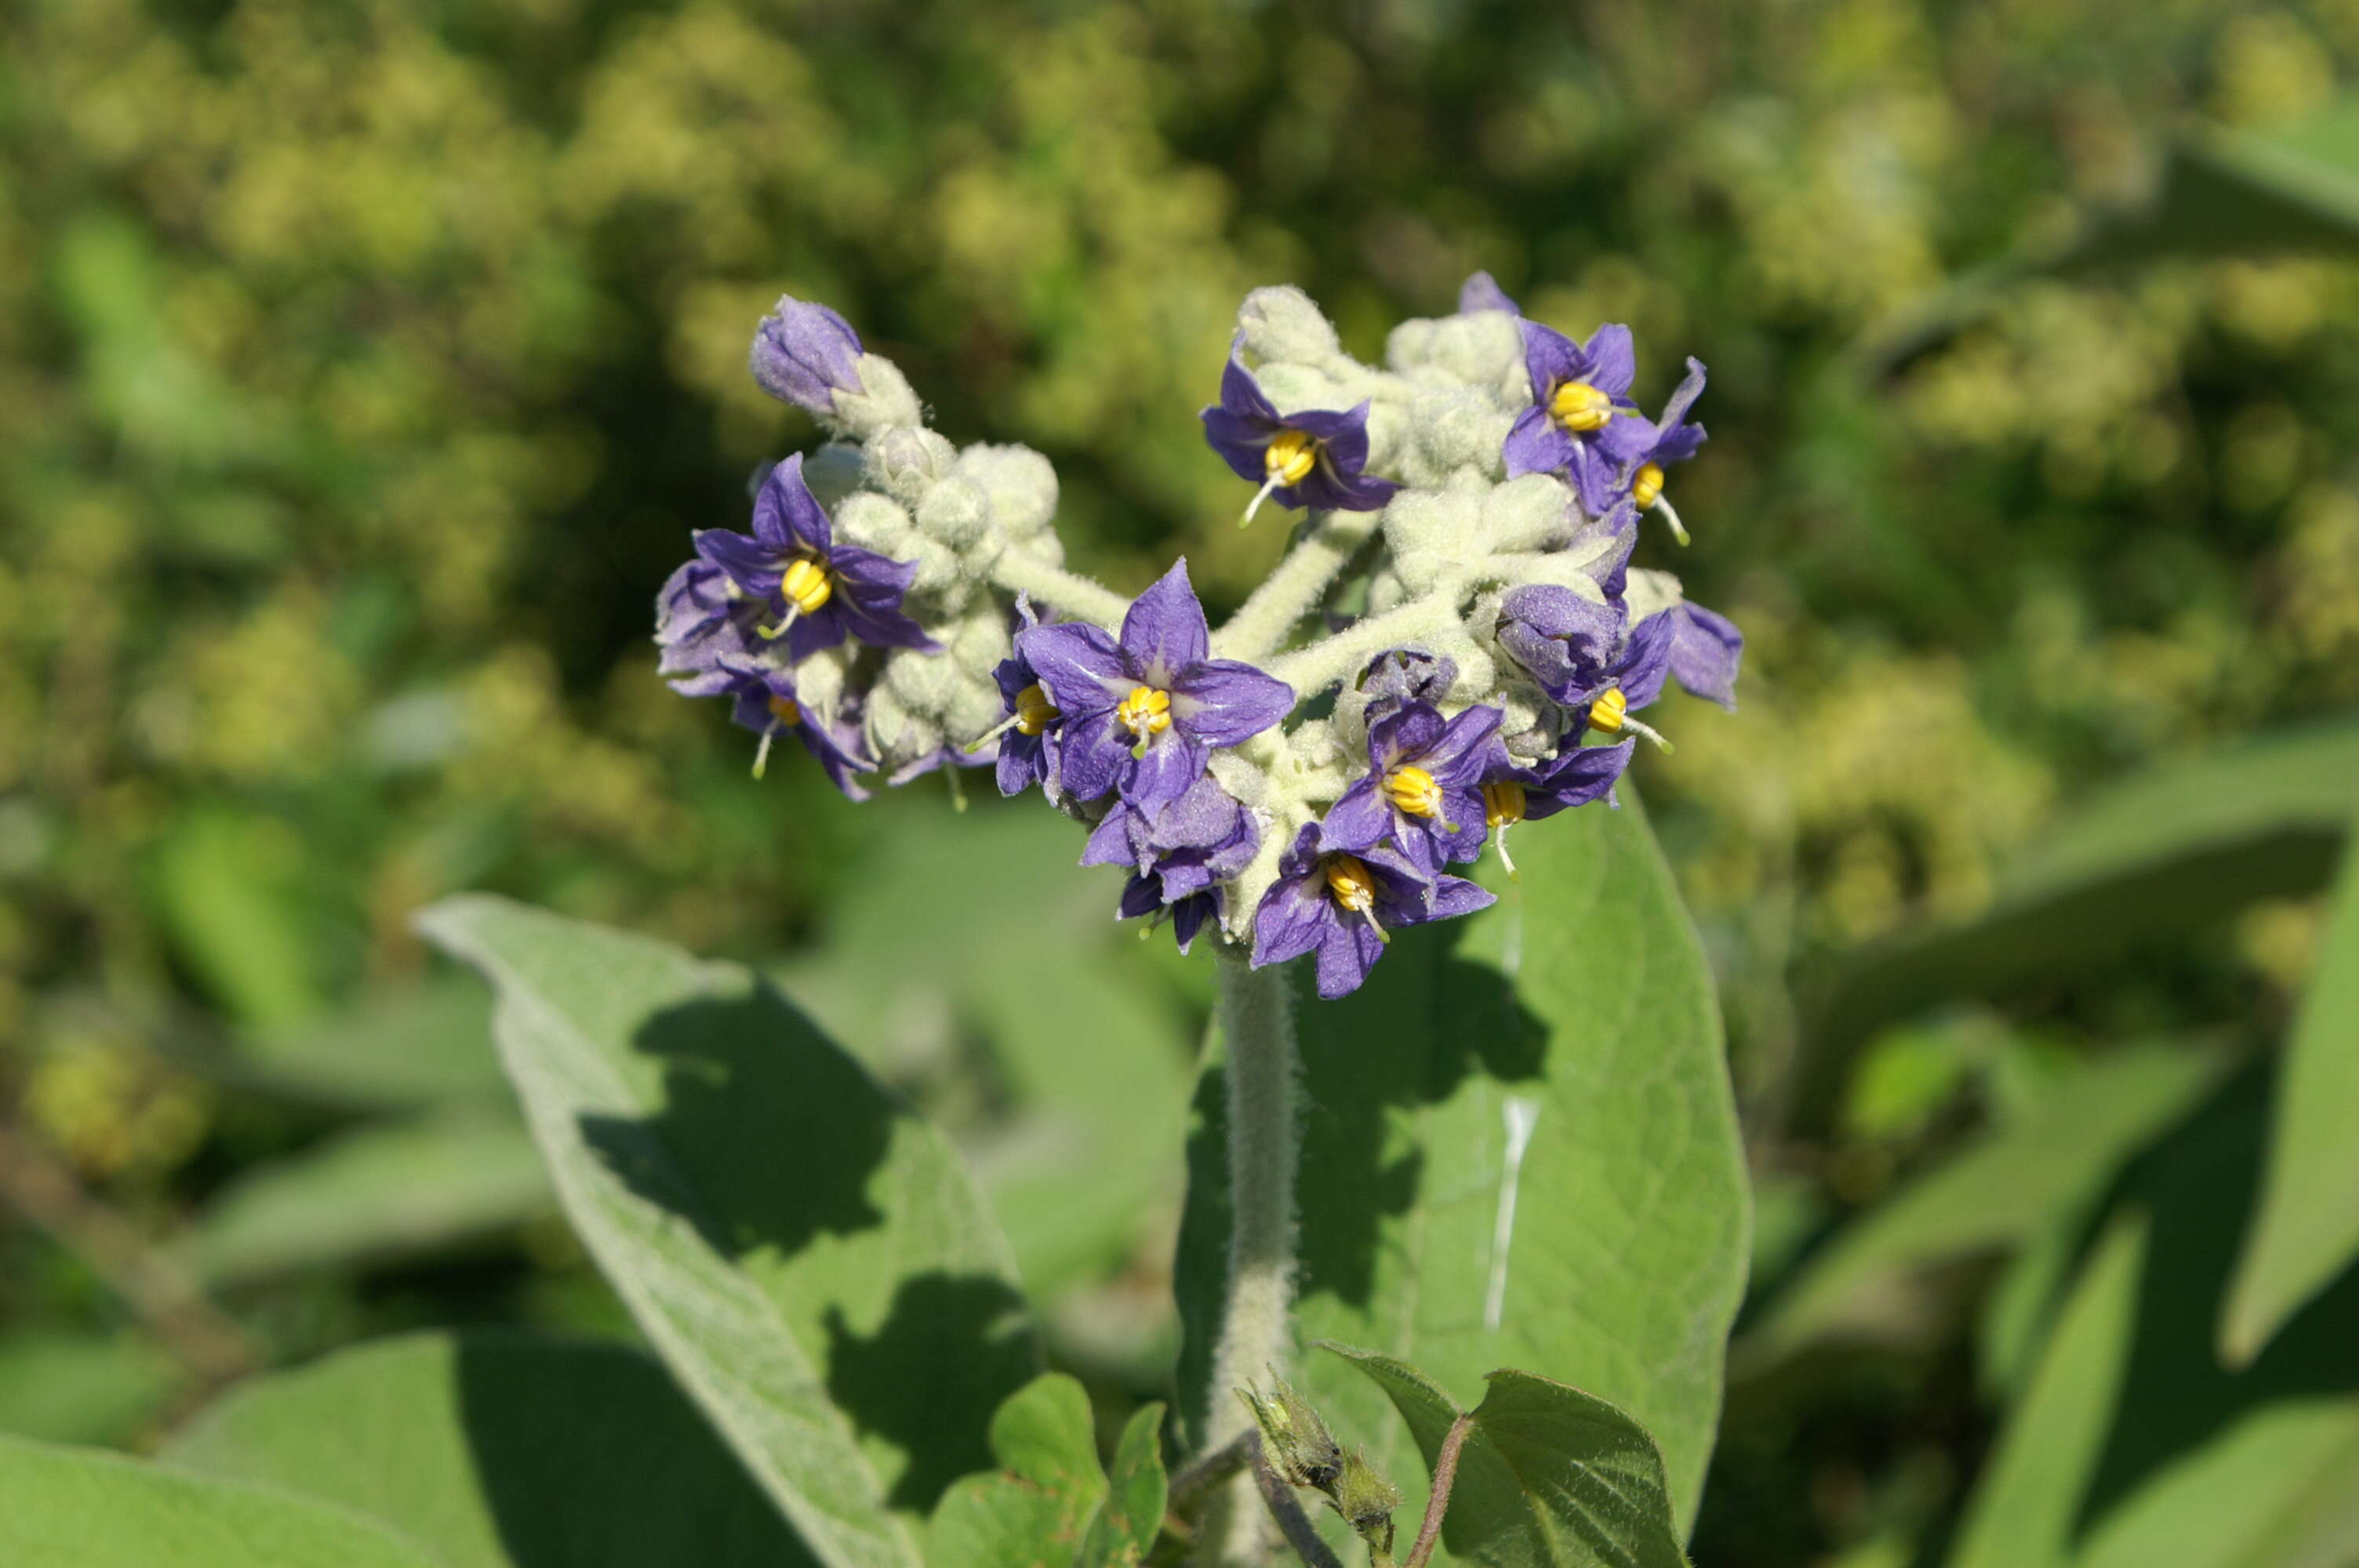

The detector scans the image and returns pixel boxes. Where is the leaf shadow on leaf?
[570,985,1034,1514]
[445,1333,821,1567]
[2059,1062,2359,1547]
[823,1270,1040,1512]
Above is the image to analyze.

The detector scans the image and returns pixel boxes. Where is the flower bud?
[1238,285,1342,368]
[750,296,864,415]
[916,475,992,549]
[867,426,957,506]
[1330,1448,1401,1557]
[955,444,1059,539]
[1236,1374,1343,1491]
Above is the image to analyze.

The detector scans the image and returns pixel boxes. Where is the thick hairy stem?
[1212,508,1387,664]
[1263,594,1466,699]
[987,552,1133,627]
[1198,954,1301,1565]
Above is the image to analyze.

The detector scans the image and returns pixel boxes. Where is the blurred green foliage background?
[5,1,2359,1564]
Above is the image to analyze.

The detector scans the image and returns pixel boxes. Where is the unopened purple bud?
[750,296,865,415]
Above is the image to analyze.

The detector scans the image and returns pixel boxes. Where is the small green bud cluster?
[1238,1372,1402,1560]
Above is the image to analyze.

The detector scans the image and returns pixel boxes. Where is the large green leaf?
[1796,718,2359,1131]
[1325,1345,1688,1568]
[1174,791,1748,1534]
[1948,1069,2359,1568]
[0,1331,178,1446]
[923,1373,1169,1568]
[166,1330,812,1568]
[1741,1041,2224,1367]
[175,1112,549,1286]
[0,1432,445,1568]
[416,895,1040,1568]
[2221,829,2359,1363]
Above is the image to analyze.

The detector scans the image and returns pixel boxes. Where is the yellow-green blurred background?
[5,1,2359,1563]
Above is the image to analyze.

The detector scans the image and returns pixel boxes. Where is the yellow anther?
[1325,855,1377,913]
[1382,765,1445,819]
[1014,683,1060,736]
[1482,780,1526,829]
[780,557,834,615]
[1116,685,1173,740]
[767,694,801,726]
[1264,428,1319,485]
[1548,379,1614,432]
[1631,461,1665,510]
[1589,687,1630,734]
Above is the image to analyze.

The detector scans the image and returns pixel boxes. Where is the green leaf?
[2221,827,2359,1363]
[1324,1345,1688,1568]
[1078,1402,1169,1567]
[173,1112,550,1286]
[1797,718,2359,1132]
[0,1331,178,1446]
[0,1431,445,1568]
[165,1330,814,1568]
[148,804,325,1030]
[923,1374,1107,1568]
[234,975,508,1110]
[1175,790,1748,1534]
[1948,1068,2359,1568]
[1742,1041,2225,1367]
[417,895,1041,1568]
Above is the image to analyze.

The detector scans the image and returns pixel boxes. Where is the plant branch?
[1401,1413,1476,1568]
[1261,597,1465,699]
[1251,1436,1346,1568]
[1213,509,1387,664]
[1169,1432,1254,1519]
[987,551,1133,627]
[1197,953,1301,1564]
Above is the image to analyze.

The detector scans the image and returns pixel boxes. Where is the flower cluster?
[656,274,1741,997]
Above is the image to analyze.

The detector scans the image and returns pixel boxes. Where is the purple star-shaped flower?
[750,296,865,416]
[655,557,765,697]
[709,656,876,800]
[1016,559,1293,813]
[1323,699,1503,874]
[1477,736,1634,877]
[1250,823,1493,999]
[986,596,1066,800]
[1496,586,1669,713]
[694,455,940,664]
[1607,357,1709,535]
[1502,322,1655,506]
[1201,347,1399,525]
[1458,271,1521,315]
[1086,775,1260,954]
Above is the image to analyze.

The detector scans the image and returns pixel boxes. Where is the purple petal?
[1285,403,1371,445]
[1118,873,1165,920]
[1422,705,1505,782]
[1525,739,1634,820]
[1566,445,1627,517]
[1659,358,1708,434]
[1121,731,1209,814]
[1219,346,1281,423]
[1520,320,1583,401]
[750,297,863,414]
[1201,405,1275,483]
[1056,718,1130,802]
[1368,702,1447,768]
[1018,622,1129,713]
[1595,412,1658,465]
[751,455,831,553]
[1314,918,1385,999]
[1252,872,1333,968]
[1666,603,1743,710]
[1169,894,1212,954]
[1083,808,1142,870]
[1169,659,1293,747]
[693,528,783,597]
[1119,559,1211,680]
[1580,325,1637,397]
[1503,408,1574,479]
[1423,874,1496,923]
[1619,612,1677,710]
[1459,271,1521,315]
[1295,465,1399,514]
[1320,780,1391,855]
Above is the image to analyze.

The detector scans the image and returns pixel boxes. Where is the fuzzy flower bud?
[750,296,865,416]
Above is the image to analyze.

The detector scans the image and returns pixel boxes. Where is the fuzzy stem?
[1262,595,1465,699]
[1198,953,1301,1565]
[1401,1414,1476,1568]
[1213,508,1388,664]
[987,552,1133,627]
[1250,1436,1346,1568]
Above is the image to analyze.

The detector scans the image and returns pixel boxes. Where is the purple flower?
[694,455,940,663]
[1201,347,1400,526]
[1250,823,1493,1000]
[1502,322,1655,507]
[1086,775,1259,953]
[1477,738,1634,877]
[1496,586,1675,749]
[1458,271,1521,315]
[1322,699,1503,873]
[1016,560,1293,813]
[712,657,876,800]
[1661,601,1744,710]
[983,597,1066,800]
[1617,358,1708,541]
[750,296,864,416]
[655,558,765,697]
